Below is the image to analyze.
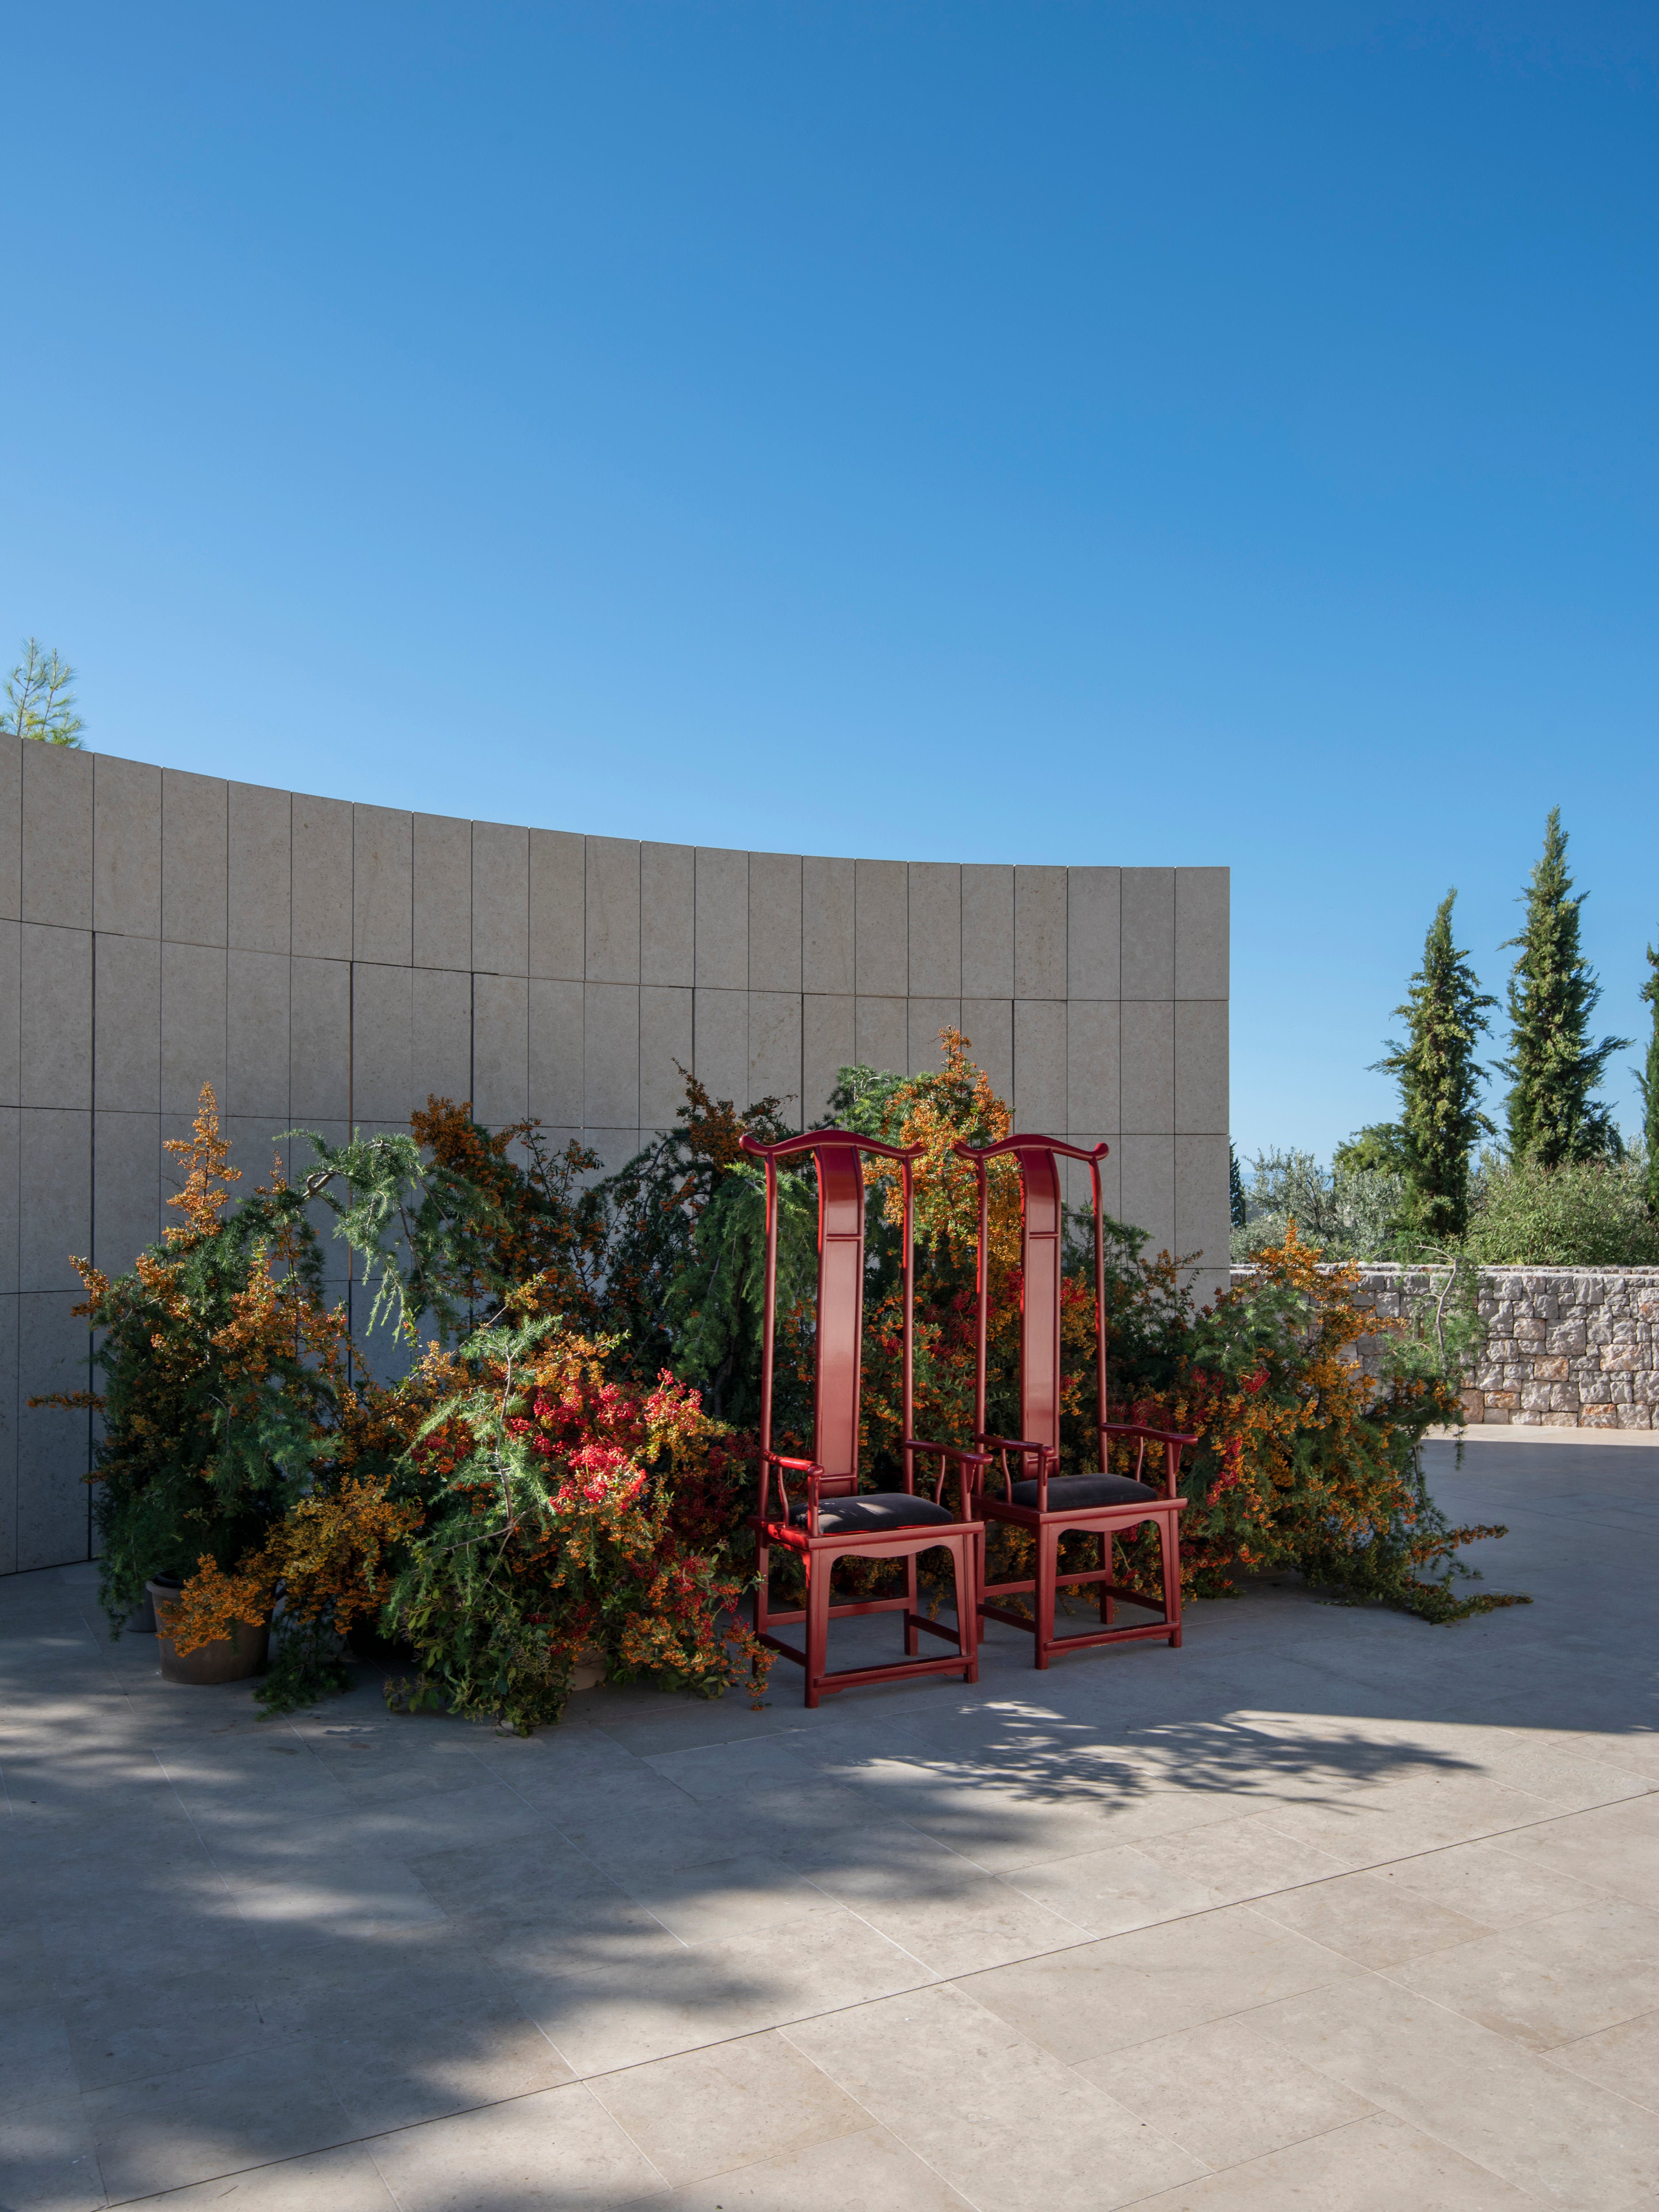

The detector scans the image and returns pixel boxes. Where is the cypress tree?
[1377,891,1495,1240]
[1229,1144,1246,1229]
[1501,810,1630,1166]
[1637,937,1659,1213]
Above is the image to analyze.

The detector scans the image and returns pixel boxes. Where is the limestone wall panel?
[353,806,413,967]
[2,747,1229,1568]
[93,755,162,937]
[412,813,472,972]
[95,935,162,1113]
[695,849,749,991]
[530,830,585,982]
[22,744,92,930]
[229,783,292,953]
[161,771,228,948]
[641,843,695,989]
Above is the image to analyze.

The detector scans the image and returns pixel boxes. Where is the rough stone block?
[1532,1356,1569,1382]
[1602,1344,1641,1372]
[1580,1406,1617,1429]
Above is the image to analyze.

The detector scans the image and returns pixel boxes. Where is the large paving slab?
[2,1435,1655,2209]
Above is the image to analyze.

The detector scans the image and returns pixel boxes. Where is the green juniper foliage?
[1332,1123,1411,1178]
[1636,938,1659,1216]
[1501,810,1629,1166]
[1229,1144,1246,1229]
[1463,1149,1659,1267]
[3,638,84,745]
[1376,891,1496,1240]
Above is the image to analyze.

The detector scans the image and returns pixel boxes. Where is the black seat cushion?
[1007,1472,1159,1512]
[788,1491,956,1534]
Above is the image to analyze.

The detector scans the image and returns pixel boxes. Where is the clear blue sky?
[5,2,1655,1159]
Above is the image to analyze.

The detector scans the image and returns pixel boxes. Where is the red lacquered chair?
[955,1134,1195,1667]
[741,1129,987,1709]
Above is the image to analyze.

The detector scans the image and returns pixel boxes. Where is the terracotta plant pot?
[148,1579,269,1685]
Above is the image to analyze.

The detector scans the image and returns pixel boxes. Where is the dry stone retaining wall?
[1231,1265,1659,1429]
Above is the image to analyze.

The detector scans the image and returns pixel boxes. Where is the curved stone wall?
[0,737,1230,1571]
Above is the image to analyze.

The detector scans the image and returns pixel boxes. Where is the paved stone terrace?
[3,1437,1656,2212]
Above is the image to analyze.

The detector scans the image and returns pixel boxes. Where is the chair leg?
[1099,1531,1114,1624]
[805,1551,833,1708]
[904,1551,920,1657]
[1162,1512,1183,1647]
[1034,1524,1058,1667]
[963,1536,980,1680]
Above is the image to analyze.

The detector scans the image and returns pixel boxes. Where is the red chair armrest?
[1102,1422,1196,1498]
[906,1439,991,1513]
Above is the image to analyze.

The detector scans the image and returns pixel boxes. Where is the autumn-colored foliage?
[61,1040,1516,1731]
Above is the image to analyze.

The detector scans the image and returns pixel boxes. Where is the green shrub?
[1463,1150,1659,1267]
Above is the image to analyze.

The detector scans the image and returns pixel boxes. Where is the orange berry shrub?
[377,1301,768,1731]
